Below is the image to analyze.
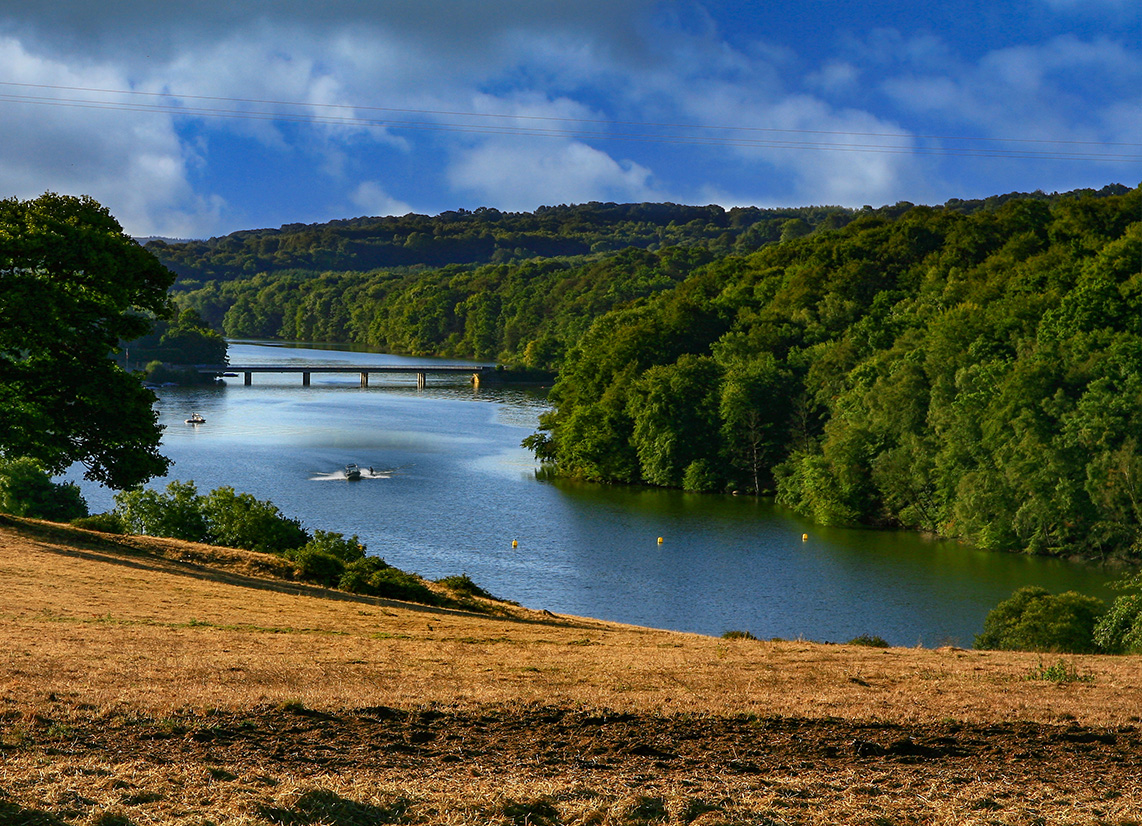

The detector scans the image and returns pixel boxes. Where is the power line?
[1,80,1139,163]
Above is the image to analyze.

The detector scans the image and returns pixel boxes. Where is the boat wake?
[309,466,397,482]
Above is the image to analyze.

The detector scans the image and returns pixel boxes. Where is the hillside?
[3,516,1142,824]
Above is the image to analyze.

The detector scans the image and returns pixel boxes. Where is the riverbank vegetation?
[153,184,1142,563]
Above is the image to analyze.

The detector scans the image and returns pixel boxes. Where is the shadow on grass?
[0,800,70,826]
[258,789,412,825]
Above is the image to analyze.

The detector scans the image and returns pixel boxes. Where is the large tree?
[0,193,174,488]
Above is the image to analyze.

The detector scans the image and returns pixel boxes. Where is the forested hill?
[531,183,1142,561]
[150,202,855,284]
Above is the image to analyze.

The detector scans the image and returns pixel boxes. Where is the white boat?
[344,463,362,481]
[185,413,206,424]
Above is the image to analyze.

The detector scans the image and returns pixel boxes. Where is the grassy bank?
[2,516,1142,824]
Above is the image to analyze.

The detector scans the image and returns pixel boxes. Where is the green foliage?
[114,481,307,553]
[974,586,1106,654]
[286,547,345,588]
[114,481,210,542]
[1025,658,1094,684]
[339,556,392,593]
[123,307,228,368]
[847,634,890,648]
[0,457,88,522]
[720,630,759,640]
[437,573,496,600]
[526,185,1142,561]
[70,512,126,533]
[0,192,174,488]
[357,566,439,605]
[1093,574,1142,653]
[199,486,309,554]
[303,529,367,563]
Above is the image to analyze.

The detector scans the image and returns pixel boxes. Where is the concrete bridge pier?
[416,372,426,389]
[360,371,369,387]
[244,372,252,386]
[302,372,311,387]
[472,372,481,389]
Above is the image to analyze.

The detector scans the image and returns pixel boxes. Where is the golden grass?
[3,514,1142,825]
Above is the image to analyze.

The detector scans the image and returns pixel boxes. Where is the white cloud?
[0,37,227,237]
[449,139,660,211]
[350,181,413,216]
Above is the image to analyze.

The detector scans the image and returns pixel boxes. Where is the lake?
[71,340,1120,646]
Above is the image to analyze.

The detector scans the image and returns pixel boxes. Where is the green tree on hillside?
[0,193,174,488]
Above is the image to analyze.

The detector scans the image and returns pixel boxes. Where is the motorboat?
[344,463,362,481]
[186,413,206,424]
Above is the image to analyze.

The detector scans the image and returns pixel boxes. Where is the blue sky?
[0,1,1138,238]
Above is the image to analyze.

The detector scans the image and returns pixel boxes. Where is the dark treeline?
[531,184,1142,561]
[151,201,856,285]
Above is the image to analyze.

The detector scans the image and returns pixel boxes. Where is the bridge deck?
[195,364,490,374]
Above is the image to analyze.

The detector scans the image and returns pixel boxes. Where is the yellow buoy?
[802,533,808,541]
[512,539,518,548]
[657,536,664,545]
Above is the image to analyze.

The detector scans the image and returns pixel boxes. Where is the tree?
[974,586,1105,654]
[0,193,175,488]
[0,456,88,521]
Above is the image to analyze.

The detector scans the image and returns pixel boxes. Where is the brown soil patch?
[2,516,1142,824]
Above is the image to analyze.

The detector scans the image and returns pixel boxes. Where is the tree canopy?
[0,193,175,488]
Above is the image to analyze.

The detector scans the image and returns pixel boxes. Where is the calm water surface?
[73,341,1120,646]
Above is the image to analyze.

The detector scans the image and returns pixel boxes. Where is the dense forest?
[153,184,1141,561]
[531,184,1142,561]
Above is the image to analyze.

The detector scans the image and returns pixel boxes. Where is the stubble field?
[2,515,1141,825]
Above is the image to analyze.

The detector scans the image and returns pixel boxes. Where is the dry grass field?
[2,514,1142,825]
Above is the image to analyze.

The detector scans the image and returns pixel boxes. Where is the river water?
[72,341,1120,646]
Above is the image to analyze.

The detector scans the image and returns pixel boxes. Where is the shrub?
[199,485,308,553]
[287,547,345,588]
[114,480,209,541]
[974,586,1106,654]
[304,529,366,563]
[366,567,438,605]
[437,573,495,600]
[847,633,890,648]
[339,557,391,593]
[1093,575,1142,654]
[71,512,126,533]
[721,630,759,641]
[0,457,89,522]
[1026,658,1094,684]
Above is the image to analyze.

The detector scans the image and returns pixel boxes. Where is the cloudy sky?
[1,1,1138,238]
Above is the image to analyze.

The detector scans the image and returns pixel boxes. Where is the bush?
[974,586,1106,654]
[0,457,89,522]
[365,568,438,605]
[339,557,391,593]
[287,547,345,588]
[437,573,495,600]
[114,480,209,541]
[199,486,308,553]
[1094,575,1142,654]
[721,630,759,641]
[71,512,126,533]
[303,529,366,563]
[847,633,890,648]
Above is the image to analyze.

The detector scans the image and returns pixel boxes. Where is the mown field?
[2,516,1141,825]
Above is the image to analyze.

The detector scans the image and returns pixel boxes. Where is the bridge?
[195,363,494,388]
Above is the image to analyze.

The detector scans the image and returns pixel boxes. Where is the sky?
[0,1,1138,239]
